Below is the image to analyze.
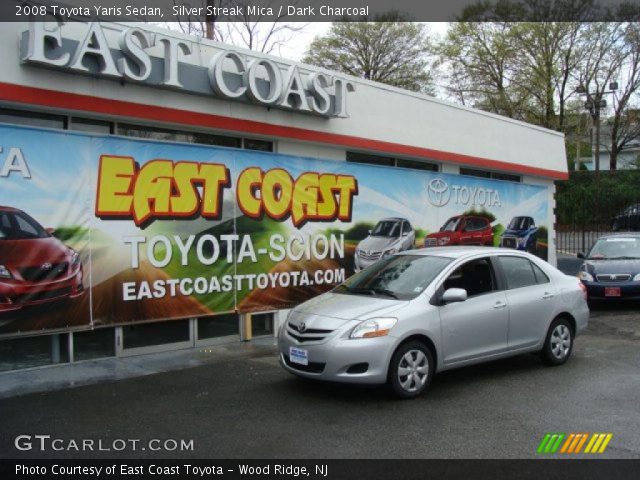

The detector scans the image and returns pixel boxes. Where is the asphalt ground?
[1,301,639,460]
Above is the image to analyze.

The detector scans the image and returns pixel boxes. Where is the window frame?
[435,256,503,303]
[494,255,544,290]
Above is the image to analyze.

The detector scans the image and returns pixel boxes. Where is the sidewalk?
[0,337,278,399]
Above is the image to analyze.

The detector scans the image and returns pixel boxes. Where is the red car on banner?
[424,215,494,247]
[0,206,84,313]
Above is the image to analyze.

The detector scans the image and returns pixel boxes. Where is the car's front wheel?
[388,341,434,398]
[541,317,574,366]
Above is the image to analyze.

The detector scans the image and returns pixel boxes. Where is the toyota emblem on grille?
[298,322,307,333]
[40,263,52,270]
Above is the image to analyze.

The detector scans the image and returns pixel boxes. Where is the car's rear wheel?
[388,341,434,398]
[541,317,574,366]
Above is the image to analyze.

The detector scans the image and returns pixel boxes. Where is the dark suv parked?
[612,204,640,232]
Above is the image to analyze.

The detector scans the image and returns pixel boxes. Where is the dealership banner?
[0,124,549,336]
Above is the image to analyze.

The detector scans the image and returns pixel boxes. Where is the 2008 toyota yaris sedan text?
[278,247,589,398]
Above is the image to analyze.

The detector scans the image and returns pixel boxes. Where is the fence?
[555,170,640,255]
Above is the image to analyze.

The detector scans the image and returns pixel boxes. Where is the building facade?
[0,21,568,371]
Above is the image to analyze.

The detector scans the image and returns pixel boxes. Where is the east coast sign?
[20,21,356,118]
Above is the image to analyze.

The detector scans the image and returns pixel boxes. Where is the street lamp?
[576,82,618,172]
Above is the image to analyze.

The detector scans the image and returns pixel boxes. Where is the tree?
[302,14,435,94]
[171,0,306,55]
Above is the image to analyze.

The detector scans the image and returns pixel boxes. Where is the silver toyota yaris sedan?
[278,247,589,398]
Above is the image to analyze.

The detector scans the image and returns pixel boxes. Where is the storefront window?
[0,108,66,130]
[243,138,273,152]
[461,167,521,183]
[118,123,243,148]
[251,312,274,337]
[197,314,239,340]
[70,118,113,134]
[73,328,115,361]
[122,320,190,350]
[347,151,439,171]
[0,334,69,372]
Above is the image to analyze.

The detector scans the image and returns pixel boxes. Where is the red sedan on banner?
[424,215,494,247]
[0,206,84,313]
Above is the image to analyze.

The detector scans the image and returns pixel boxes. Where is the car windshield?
[371,220,401,237]
[334,254,452,300]
[508,217,530,230]
[0,211,50,240]
[441,217,460,232]
[587,237,640,260]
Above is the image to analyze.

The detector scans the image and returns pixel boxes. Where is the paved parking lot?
[1,299,639,460]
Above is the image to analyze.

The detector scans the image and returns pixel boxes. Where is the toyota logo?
[298,322,307,333]
[426,178,451,207]
[40,263,52,270]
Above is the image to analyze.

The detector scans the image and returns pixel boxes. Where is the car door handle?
[493,301,507,309]
[542,292,554,299]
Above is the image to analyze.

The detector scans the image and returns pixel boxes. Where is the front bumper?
[0,266,85,313]
[582,281,640,300]
[278,324,397,384]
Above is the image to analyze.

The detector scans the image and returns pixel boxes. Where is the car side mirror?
[402,232,409,237]
[577,252,585,259]
[45,227,56,235]
[442,288,467,304]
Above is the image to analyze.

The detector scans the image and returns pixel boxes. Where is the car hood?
[357,235,399,252]
[293,291,408,326]
[582,259,640,275]
[502,229,525,237]
[427,231,454,238]
[0,237,70,267]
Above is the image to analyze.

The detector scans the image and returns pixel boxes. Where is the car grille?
[287,322,334,343]
[501,236,517,249]
[282,353,325,374]
[19,262,68,282]
[16,286,72,304]
[357,249,381,261]
[596,274,631,282]
[424,238,437,247]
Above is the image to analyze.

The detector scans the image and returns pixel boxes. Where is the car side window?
[442,258,497,297]
[404,220,413,232]
[531,262,550,284]
[15,215,39,236]
[499,256,538,289]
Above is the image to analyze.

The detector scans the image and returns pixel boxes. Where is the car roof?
[378,217,407,222]
[597,232,640,239]
[0,205,20,212]
[401,246,530,259]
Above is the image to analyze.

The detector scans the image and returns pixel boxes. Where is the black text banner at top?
[2,0,639,22]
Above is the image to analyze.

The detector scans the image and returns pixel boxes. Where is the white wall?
[0,21,567,179]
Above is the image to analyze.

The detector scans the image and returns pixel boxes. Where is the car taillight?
[579,282,588,300]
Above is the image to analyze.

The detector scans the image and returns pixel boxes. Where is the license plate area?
[604,287,621,297]
[289,347,309,366]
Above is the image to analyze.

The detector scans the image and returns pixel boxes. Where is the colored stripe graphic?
[537,433,565,453]
[539,433,613,454]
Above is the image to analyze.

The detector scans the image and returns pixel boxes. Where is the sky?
[276,22,450,62]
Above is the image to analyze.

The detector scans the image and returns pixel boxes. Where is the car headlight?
[0,265,12,279]
[578,271,594,282]
[382,248,398,258]
[633,274,640,282]
[70,250,80,267]
[350,318,397,339]
[438,237,450,246]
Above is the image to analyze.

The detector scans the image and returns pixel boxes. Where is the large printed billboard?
[0,124,549,337]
